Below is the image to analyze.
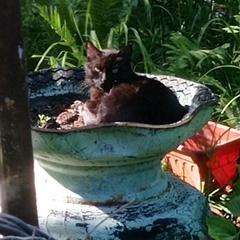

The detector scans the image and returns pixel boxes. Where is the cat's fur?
[83,41,188,125]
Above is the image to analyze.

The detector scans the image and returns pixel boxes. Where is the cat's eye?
[94,67,101,73]
[112,68,118,73]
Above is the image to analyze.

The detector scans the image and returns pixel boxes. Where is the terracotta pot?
[164,121,240,191]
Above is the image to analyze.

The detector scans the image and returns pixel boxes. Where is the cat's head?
[85,41,133,92]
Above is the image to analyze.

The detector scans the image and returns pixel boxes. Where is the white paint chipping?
[18,45,24,68]
[18,45,24,61]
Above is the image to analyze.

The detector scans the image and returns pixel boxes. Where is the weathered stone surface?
[35,162,210,240]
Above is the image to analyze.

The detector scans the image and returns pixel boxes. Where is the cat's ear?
[118,45,132,60]
[86,41,102,60]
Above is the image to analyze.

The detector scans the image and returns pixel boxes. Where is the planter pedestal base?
[35,162,209,240]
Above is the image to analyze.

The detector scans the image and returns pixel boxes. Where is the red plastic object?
[164,121,240,191]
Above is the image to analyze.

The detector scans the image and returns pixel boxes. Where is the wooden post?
[0,1,38,226]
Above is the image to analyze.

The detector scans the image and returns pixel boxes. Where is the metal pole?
[0,1,38,226]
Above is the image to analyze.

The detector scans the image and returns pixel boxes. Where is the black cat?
[83,41,188,125]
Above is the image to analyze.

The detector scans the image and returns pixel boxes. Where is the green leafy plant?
[164,32,230,79]
[30,1,159,73]
[207,177,240,240]
[32,5,86,70]
[207,215,239,240]
[37,114,51,128]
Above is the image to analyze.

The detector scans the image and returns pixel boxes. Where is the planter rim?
[177,121,240,153]
[31,104,214,133]
[29,69,218,133]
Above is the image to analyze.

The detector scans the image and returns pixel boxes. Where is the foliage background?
[21,0,240,127]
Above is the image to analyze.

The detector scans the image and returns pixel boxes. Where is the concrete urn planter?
[28,68,218,240]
